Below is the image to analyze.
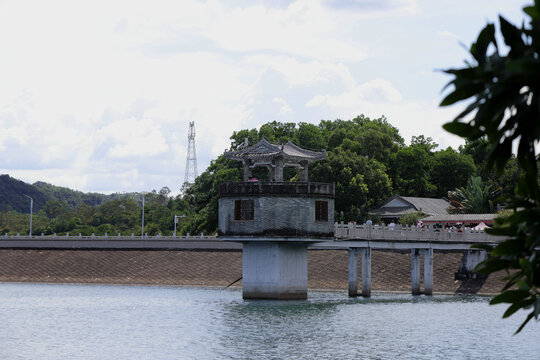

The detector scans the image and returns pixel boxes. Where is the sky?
[0,0,528,194]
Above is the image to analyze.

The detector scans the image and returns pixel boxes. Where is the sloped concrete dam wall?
[0,249,504,294]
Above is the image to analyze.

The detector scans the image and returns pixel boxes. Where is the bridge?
[1,223,502,297]
[325,222,501,297]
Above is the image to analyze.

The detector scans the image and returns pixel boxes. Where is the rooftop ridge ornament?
[225,138,326,182]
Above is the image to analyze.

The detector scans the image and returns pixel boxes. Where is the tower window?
[234,200,254,221]
[315,201,328,222]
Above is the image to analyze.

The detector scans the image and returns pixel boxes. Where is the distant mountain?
[0,174,132,212]
[0,175,49,212]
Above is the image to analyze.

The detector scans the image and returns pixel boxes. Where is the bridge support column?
[456,250,489,279]
[411,249,421,295]
[361,247,371,297]
[421,248,433,295]
[348,248,359,297]
[242,242,308,300]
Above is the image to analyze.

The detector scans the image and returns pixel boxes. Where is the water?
[0,283,538,360]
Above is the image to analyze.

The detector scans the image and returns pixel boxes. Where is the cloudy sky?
[0,0,527,194]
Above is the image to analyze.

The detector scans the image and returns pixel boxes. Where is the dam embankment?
[0,249,504,294]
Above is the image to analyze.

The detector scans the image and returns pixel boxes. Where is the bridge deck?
[0,223,503,251]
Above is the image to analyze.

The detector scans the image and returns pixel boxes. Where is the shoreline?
[0,280,497,297]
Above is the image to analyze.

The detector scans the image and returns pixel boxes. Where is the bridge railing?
[2,233,219,241]
[2,224,504,244]
[334,222,503,243]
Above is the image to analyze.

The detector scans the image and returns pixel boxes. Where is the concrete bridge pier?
[422,248,433,295]
[348,248,358,297]
[361,247,371,297]
[411,248,434,295]
[348,247,372,297]
[456,250,489,279]
[411,249,421,295]
[243,242,308,300]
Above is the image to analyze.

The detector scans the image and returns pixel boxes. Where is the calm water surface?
[0,283,538,360]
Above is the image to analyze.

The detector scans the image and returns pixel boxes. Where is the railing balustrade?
[333,222,500,243]
[1,224,500,243]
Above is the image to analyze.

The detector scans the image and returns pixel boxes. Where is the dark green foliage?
[431,148,476,198]
[460,138,521,198]
[448,176,494,214]
[0,174,136,212]
[391,144,435,197]
[0,175,48,212]
[441,1,540,333]
[399,211,425,226]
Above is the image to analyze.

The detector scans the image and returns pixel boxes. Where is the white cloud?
[322,0,418,15]
[307,78,403,108]
[98,117,169,158]
[437,30,457,38]
[0,0,518,193]
[273,98,294,115]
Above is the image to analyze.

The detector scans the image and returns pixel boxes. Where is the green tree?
[391,145,435,197]
[295,122,325,151]
[399,211,425,226]
[431,148,476,198]
[411,135,438,153]
[43,200,67,219]
[460,138,521,198]
[448,176,494,214]
[185,155,242,234]
[310,148,392,221]
[441,1,540,332]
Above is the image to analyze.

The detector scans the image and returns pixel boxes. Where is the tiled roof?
[401,196,450,215]
[422,213,496,224]
[225,139,325,162]
[370,195,450,217]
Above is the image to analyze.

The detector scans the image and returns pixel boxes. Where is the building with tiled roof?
[369,195,450,222]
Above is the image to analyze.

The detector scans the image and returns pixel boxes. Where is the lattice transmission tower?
[183,121,198,188]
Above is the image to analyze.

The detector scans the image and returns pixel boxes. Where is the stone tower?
[219,139,334,299]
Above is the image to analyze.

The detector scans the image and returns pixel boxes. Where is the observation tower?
[219,139,334,299]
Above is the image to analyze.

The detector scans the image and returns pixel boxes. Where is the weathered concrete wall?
[219,196,334,238]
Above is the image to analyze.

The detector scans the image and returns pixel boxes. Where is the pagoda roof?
[225,138,326,163]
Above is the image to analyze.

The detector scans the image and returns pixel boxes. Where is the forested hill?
[0,174,127,212]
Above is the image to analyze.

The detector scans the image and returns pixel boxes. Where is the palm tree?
[448,176,493,214]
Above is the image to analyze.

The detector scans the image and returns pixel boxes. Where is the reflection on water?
[0,283,538,360]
